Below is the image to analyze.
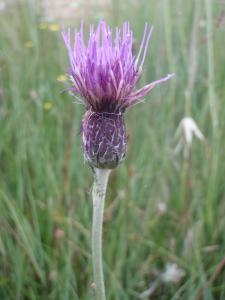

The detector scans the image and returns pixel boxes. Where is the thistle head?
[62,21,174,169]
[82,111,127,169]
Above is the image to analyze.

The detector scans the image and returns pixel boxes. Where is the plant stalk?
[92,168,111,300]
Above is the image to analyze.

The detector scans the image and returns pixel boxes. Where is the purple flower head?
[62,21,174,169]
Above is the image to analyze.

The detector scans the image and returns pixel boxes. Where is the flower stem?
[92,168,111,300]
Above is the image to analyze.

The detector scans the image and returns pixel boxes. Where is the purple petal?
[62,21,174,112]
[124,73,175,108]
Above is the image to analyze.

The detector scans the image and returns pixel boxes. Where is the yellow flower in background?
[57,74,67,82]
[48,24,60,32]
[24,41,33,48]
[38,23,48,30]
[43,101,53,111]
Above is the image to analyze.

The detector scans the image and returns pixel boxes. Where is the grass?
[0,0,225,299]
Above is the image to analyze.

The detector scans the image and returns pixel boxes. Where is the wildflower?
[54,228,65,240]
[175,117,204,158]
[56,74,67,82]
[156,201,167,215]
[139,263,185,298]
[48,24,60,32]
[43,101,53,111]
[24,41,33,48]
[38,22,48,30]
[62,22,174,300]
[179,117,204,145]
[162,263,185,284]
[29,90,39,100]
[62,21,173,169]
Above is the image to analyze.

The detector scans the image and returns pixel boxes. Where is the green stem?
[92,168,111,300]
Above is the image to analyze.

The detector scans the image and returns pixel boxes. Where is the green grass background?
[0,0,225,299]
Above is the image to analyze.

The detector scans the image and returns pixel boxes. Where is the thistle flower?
[62,21,174,169]
[62,21,174,300]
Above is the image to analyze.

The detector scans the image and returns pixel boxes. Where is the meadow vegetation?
[0,0,225,299]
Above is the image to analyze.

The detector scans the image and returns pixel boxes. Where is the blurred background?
[0,0,225,299]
